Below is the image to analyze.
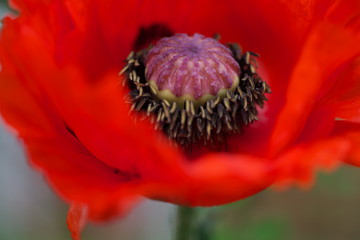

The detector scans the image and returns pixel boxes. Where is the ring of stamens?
[120,36,271,147]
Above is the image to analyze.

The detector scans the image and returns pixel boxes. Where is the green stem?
[175,206,197,240]
[175,206,215,240]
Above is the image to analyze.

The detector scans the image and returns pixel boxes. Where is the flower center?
[145,33,240,106]
[121,33,271,147]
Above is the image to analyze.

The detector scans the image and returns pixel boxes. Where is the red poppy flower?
[0,0,359,239]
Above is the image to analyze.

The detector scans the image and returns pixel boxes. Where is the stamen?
[120,33,271,148]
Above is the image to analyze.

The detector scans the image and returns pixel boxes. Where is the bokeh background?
[1,1,360,240]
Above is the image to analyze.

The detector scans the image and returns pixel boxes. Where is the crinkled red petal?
[0,15,144,223]
[270,18,360,155]
[330,121,360,167]
[0,68,141,222]
[269,0,360,186]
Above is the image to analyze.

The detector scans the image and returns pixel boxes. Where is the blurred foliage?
[0,0,7,7]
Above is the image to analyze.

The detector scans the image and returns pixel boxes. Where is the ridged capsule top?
[145,33,240,106]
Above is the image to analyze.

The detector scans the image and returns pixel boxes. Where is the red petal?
[274,137,350,188]
[330,121,360,167]
[0,68,141,222]
[270,16,360,155]
[0,16,143,226]
[141,153,274,206]
[275,120,360,188]
[321,57,360,121]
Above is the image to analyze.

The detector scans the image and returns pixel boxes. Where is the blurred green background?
[1,1,360,240]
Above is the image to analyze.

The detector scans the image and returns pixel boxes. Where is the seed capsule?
[145,33,240,107]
